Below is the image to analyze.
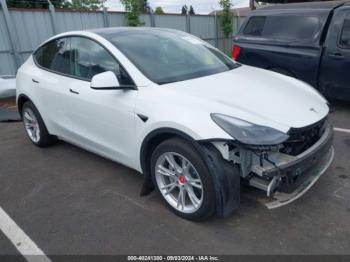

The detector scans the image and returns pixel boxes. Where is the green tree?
[154,6,164,15]
[219,0,233,37]
[219,0,233,54]
[6,0,65,8]
[139,0,150,13]
[61,0,104,11]
[189,5,195,15]
[181,5,187,15]
[121,0,144,27]
[249,0,256,10]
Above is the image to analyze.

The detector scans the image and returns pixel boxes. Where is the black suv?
[233,1,350,101]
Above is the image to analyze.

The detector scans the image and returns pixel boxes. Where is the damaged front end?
[212,118,334,209]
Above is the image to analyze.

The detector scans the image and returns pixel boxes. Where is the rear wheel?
[151,138,216,221]
[22,101,56,147]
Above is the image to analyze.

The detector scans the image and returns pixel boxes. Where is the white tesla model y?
[16,28,334,220]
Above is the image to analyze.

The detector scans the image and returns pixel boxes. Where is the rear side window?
[340,13,350,48]
[243,15,322,42]
[34,38,70,74]
[243,16,266,37]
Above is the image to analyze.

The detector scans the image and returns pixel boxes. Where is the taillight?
[232,45,241,60]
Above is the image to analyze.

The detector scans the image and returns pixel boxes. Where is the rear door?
[33,37,73,137]
[319,7,350,101]
[234,12,326,87]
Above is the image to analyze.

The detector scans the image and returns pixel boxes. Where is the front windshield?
[102,29,238,84]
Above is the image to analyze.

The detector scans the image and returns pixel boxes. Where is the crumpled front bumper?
[266,146,334,209]
[259,121,334,209]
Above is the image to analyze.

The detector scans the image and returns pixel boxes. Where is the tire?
[22,101,56,147]
[151,138,216,221]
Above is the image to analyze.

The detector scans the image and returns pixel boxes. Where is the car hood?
[162,65,329,133]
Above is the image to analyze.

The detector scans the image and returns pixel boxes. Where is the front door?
[65,36,138,167]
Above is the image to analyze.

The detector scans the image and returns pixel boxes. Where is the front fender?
[139,129,240,217]
[201,143,240,217]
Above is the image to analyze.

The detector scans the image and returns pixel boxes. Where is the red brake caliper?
[178,175,186,185]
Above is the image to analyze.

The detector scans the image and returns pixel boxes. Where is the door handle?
[32,79,39,83]
[329,53,344,60]
[69,89,79,94]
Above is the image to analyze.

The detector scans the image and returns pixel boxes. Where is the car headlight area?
[210,113,290,146]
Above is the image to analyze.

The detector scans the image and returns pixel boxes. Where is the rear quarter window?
[243,15,323,42]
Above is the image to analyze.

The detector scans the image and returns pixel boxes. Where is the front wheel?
[151,138,216,221]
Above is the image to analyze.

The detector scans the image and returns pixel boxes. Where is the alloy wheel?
[155,152,204,214]
[23,108,41,143]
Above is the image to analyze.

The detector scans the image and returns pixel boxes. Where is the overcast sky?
[105,0,249,14]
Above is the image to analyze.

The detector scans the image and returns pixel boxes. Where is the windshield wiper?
[229,63,241,69]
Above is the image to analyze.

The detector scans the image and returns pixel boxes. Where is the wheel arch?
[17,94,31,116]
[140,128,201,176]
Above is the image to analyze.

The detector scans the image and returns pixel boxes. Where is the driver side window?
[68,36,133,85]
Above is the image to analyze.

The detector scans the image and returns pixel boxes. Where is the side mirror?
[91,71,120,90]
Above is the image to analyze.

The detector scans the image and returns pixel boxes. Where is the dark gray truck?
[233,1,350,101]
